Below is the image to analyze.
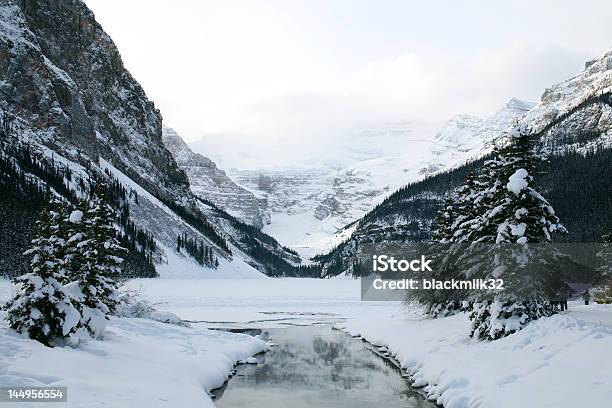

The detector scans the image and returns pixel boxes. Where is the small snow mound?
[245,357,258,364]
[507,169,529,194]
[509,222,527,237]
[69,210,83,223]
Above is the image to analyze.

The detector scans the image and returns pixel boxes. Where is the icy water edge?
[211,325,436,408]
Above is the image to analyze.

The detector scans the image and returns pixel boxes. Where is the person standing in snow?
[559,289,568,312]
[582,290,591,306]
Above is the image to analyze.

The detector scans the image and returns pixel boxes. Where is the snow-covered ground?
[131,279,612,408]
[340,301,612,408]
[126,277,396,327]
[2,277,611,408]
[0,279,267,408]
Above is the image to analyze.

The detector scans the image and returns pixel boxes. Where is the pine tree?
[468,124,567,340]
[450,171,482,243]
[69,184,125,337]
[423,172,485,317]
[598,232,612,285]
[4,201,82,346]
[469,145,508,242]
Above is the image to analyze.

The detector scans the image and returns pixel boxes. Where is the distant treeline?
[177,233,219,268]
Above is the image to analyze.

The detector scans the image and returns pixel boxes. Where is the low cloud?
[189,43,589,168]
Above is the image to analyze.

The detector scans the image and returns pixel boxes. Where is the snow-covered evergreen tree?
[423,172,488,317]
[3,201,82,346]
[449,172,482,243]
[422,178,467,316]
[68,184,125,337]
[468,124,567,340]
[488,127,565,244]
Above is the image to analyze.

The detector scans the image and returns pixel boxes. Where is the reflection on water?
[213,325,435,408]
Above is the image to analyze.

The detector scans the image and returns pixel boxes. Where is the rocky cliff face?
[162,126,268,228]
[523,49,612,153]
[0,0,187,199]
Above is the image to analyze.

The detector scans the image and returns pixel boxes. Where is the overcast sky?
[85,0,612,162]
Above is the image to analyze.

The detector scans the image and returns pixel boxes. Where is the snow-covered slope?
[162,126,268,228]
[430,98,535,172]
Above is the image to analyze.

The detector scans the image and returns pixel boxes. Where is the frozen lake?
[126,278,402,328]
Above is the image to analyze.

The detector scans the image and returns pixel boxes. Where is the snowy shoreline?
[0,279,268,408]
[340,303,612,408]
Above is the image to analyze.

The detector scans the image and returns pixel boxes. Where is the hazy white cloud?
[84,0,611,166]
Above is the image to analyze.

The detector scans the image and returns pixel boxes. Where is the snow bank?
[342,303,612,408]
[0,280,267,408]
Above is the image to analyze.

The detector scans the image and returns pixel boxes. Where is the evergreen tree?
[4,202,81,346]
[449,171,482,243]
[467,124,567,340]
[176,233,219,268]
[598,232,612,284]
[69,185,125,337]
[422,173,485,317]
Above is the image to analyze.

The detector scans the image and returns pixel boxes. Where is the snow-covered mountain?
[193,100,534,258]
[429,98,536,173]
[162,126,269,228]
[522,50,612,153]
[316,50,612,276]
[219,122,438,258]
[0,0,299,278]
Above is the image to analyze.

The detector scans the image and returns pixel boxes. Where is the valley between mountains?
[1,2,611,408]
